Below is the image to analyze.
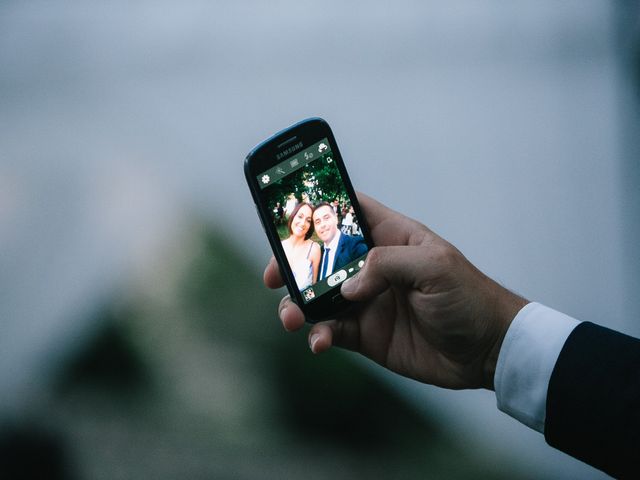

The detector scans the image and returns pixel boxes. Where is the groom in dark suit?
[313,202,368,280]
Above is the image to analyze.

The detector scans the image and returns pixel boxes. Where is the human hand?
[264,193,528,390]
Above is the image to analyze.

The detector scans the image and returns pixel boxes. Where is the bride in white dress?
[281,202,321,291]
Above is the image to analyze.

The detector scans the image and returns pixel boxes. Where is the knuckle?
[432,242,463,268]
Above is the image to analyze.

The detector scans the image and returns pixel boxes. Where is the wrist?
[482,284,529,390]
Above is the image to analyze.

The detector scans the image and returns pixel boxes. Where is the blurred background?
[1,1,639,478]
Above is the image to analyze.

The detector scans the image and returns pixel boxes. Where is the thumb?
[340,246,425,302]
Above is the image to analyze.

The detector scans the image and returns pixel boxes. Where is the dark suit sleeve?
[544,322,640,478]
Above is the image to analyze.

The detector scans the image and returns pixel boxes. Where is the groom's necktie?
[321,248,331,280]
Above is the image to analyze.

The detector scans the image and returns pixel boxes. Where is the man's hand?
[263,193,527,390]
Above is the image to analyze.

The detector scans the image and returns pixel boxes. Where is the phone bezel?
[244,117,373,322]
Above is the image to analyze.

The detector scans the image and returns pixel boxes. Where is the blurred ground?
[0,227,522,479]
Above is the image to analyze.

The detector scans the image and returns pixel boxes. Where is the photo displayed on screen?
[258,139,369,303]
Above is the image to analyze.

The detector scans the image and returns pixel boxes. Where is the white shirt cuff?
[494,302,580,433]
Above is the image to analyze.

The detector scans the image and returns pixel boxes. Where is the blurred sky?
[2,1,639,478]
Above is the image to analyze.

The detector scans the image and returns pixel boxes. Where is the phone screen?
[256,137,369,304]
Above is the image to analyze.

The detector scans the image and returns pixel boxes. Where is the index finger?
[356,191,433,247]
[355,192,397,231]
[263,256,284,289]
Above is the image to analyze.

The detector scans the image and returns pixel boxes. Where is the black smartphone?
[245,118,373,322]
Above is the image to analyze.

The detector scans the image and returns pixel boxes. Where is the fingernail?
[280,308,294,333]
[310,333,320,353]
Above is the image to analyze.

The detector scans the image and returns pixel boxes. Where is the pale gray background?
[2,1,639,477]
